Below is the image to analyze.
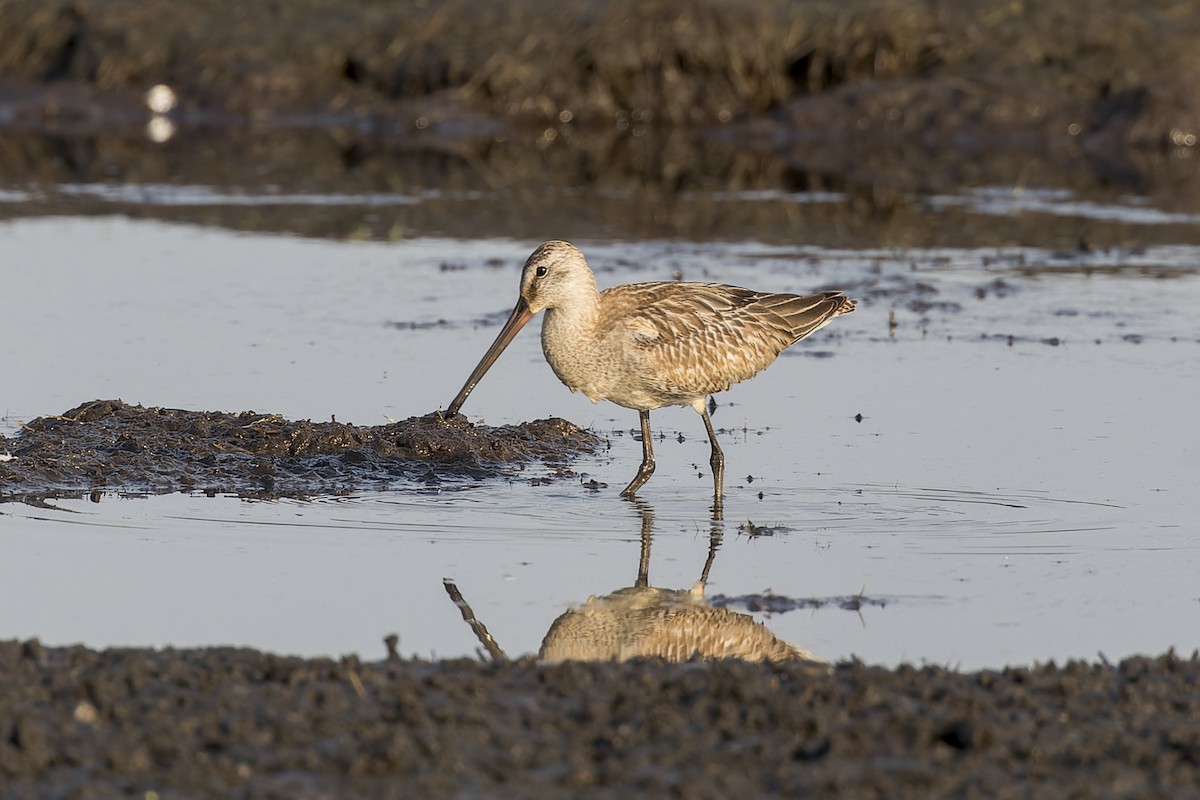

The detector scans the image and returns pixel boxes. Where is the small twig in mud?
[242,415,285,428]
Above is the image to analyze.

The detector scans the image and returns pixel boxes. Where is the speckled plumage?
[446,241,856,508]
[566,281,851,411]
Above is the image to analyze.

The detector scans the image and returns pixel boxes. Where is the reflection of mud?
[3,125,1200,250]
[711,592,889,614]
[0,399,599,503]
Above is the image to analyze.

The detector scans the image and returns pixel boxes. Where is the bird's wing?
[599,282,827,396]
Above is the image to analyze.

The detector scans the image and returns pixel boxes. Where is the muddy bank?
[0,400,599,503]
[2,0,1200,247]
[1,639,1196,797]
[3,0,1198,142]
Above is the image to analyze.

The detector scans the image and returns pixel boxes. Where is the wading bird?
[444,241,855,510]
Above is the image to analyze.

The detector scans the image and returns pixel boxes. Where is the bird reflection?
[442,499,822,664]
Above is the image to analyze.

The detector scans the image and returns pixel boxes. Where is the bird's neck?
[543,286,601,339]
[540,288,603,397]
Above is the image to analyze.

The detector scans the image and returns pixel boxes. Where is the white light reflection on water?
[1,217,1198,668]
[926,186,1200,225]
[14,183,1197,228]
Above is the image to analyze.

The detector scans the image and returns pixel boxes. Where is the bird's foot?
[621,460,655,497]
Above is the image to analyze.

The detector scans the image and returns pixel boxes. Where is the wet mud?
[0,400,599,504]
[3,0,1200,247]
[3,0,1197,141]
[1,639,1197,798]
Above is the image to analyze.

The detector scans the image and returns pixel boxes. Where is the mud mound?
[1,639,1198,798]
[0,399,599,503]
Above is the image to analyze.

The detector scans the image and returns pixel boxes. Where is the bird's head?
[519,240,597,313]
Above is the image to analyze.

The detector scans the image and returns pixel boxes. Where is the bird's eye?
[535,265,548,277]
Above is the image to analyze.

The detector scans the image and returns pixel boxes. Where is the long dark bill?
[445,298,533,416]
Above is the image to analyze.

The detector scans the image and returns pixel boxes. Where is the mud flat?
[0,639,1196,798]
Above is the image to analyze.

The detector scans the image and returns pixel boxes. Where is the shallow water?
[2,213,1198,669]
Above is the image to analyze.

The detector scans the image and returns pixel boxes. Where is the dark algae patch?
[0,400,599,503]
[1,640,1198,798]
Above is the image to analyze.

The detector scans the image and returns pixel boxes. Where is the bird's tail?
[771,291,856,344]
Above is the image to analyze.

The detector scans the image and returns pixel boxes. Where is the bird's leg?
[621,410,656,497]
[632,498,654,587]
[700,404,725,513]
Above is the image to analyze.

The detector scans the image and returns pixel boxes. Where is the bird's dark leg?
[700,404,725,513]
[631,498,654,587]
[621,410,656,497]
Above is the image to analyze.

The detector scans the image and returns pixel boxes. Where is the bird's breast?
[541,309,605,398]
[541,313,705,412]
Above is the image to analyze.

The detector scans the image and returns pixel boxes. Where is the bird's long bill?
[445,299,533,416]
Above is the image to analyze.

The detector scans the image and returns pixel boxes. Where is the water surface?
[2,213,1197,669]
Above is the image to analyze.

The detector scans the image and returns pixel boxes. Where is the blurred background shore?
[2,0,1199,245]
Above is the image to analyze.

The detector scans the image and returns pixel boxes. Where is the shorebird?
[444,241,855,507]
